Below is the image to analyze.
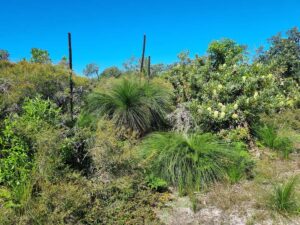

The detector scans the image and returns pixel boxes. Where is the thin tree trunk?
[140,34,146,77]
[148,56,151,80]
[68,32,74,122]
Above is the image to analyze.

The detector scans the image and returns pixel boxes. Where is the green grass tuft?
[87,77,173,135]
[269,176,299,214]
[140,132,254,195]
[255,124,294,159]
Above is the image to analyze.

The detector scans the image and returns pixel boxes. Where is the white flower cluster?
[204,103,239,120]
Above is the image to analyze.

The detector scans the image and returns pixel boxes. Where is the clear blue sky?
[1,0,300,74]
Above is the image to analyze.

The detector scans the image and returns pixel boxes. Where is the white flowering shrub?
[164,40,300,134]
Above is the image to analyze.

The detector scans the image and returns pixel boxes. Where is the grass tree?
[139,132,254,195]
[87,77,173,135]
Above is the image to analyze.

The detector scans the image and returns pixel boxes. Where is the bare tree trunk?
[140,34,146,78]
[68,32,74,122]
[148,56,151,80]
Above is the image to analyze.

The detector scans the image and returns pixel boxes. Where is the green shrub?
[83,176,162,225]
[76,112,96,128]
[255,124,294,159]
[0,173,163,225]
[218,126,250,142]
[224,142,254,184]
[21,96,61,126]
[16,178,91,225]
[261,109,300,132]
[274,137,293,159]
[61,127,93,175]
[87,77,173,135]
[140,132,254,195]
[0,119,32,188]
[0,187,14,210]
[0,61,89,117]
[0,97,63,199]
[88,119,135,177]
[145,174,168,192]
[269,176,299,214]
[227,164,245,184]
[164,41,300,132]
[255,124,277,149]
[10,180,33,212]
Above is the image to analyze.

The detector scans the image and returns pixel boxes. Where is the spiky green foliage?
[227,164,245,184]
[256,124,278,149]
[269,176,299,214]
[140,132,253,194]
[87,77,173,134]
[255,124,294,159]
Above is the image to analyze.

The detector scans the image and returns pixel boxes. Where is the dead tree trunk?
[140,34,146,76]
[148,56,151,80]
[68,32,74,121]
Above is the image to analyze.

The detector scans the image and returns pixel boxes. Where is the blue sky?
[1,0,300,74]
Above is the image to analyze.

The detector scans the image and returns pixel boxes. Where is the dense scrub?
[0,27,300,224]
[0,61,89,118]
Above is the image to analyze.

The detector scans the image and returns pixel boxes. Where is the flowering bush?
[164,40,300,134]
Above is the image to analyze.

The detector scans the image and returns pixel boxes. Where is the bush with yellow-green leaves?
[164,40,300,135]
[0,60,89,117]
